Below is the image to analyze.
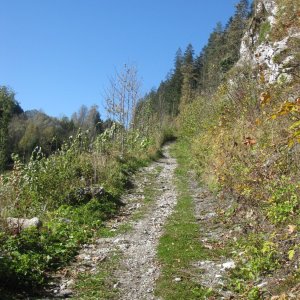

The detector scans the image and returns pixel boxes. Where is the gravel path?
[31,143,236,300]
[113,143,178,300]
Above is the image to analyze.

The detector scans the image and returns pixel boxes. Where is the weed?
[228,234,279,295]
[0,128,156,292]
[267,177,300,224]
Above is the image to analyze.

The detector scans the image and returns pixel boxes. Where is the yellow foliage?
[260,91,271,106]
[270,97,300,147]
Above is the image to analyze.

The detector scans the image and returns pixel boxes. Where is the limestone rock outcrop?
[238,0,299,83]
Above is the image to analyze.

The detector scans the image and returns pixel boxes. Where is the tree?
[84,105,103,139]
[8,114,27,159]
[183,43,194,65]
[148,49,184,117]
[223,0,250,63]
[72,105,103,140]
[59,116,76,141]
[105,64,141,153]
[19,122,39,160]
[170,48,184,115]
[180,44,196,108]
[0,87,22,171]
[194,52,205,91]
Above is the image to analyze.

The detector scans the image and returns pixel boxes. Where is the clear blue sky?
[0,0,239,118]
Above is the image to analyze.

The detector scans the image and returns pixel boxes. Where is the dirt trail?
[43,143,178,299]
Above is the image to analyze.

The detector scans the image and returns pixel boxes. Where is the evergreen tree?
[223,0,250,64]
[170,48,184,115]
[194,52,205,91]
[0,87,21,170]
[180,44,196,107]
[183,43,194,65]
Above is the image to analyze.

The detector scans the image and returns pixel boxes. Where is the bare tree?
[105,64,141,153]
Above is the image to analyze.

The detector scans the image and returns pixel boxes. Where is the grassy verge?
[155,140,213,299]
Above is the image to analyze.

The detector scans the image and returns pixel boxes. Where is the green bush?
[0,191,122,290]
[0,127,153,292]
[229,234,279,295]
[267,178,300,224]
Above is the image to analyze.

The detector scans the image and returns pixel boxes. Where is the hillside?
[0,0,300,299]
[175,0,300,297]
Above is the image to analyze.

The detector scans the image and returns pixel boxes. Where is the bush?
[0,126,155,291]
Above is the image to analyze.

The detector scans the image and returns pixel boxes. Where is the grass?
[155,140,213,299]
[74,252,120,300]
[258,21,271,43]
[131,165,163,221]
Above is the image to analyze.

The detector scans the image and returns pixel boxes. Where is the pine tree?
[171,48,184,115]
[194,52,205,91]
[223,0,250,63]
[180,44,196,108]
[197,22,225,93]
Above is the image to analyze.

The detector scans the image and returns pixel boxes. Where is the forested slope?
[165,0,300,297]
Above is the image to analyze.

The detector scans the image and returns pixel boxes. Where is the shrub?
[0,126,155,291]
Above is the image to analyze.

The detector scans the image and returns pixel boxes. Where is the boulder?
[6,217,42,232]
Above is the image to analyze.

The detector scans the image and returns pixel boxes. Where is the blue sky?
[0,0,239,118]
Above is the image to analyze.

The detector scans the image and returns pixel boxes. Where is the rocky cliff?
[238,0,300,83]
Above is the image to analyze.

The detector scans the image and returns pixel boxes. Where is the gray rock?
[58,289,73,297]
[221,260,236,271]
[238,0,299,84]
[7,217,42,231]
